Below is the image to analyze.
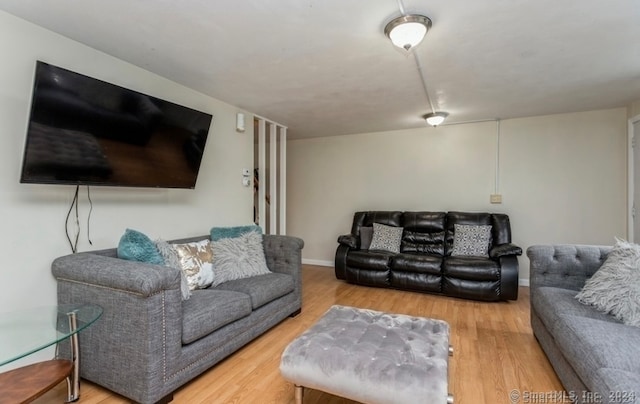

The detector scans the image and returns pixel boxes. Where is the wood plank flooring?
[34,265,563,404]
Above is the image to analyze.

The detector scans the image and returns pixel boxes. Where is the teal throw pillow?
[210,224,262,241]
[117,228,164,265]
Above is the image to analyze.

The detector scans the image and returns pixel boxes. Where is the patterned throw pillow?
[117,229,164,265]
[576,238,640,327]
[368,223,403,254]
[451,224,492,257]
[155,239,192,300]
[210,231,271,287]
[172,240,215,290]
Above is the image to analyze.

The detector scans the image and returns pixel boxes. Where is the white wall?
[0,11,254,316]
[287,108,628,282]
[629,100,640,118]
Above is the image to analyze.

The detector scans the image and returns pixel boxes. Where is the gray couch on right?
[528,244,640,404]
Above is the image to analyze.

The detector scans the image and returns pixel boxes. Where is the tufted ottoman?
[280,305,453,404]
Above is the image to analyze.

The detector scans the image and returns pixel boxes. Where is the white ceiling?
[1,0,639,139]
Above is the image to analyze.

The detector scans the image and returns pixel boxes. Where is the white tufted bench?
[280,305,453,404]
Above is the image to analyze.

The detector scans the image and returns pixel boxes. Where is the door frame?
[627,114,640,241]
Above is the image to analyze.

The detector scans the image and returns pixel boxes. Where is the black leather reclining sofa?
[335,211,522,301]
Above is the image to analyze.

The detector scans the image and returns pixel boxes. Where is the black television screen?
[20,61,213,189]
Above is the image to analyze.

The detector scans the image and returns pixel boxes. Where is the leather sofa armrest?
[490,243,523,258]
[499,256,519,300]
[338,234,358,249]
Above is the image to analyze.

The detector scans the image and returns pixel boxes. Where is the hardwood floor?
[34,265,562,404]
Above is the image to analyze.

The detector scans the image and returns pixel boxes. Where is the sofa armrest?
[52,252,184,402]
[337,234,358,249]
[334,244,349,280]
[52,252,181,297]
[499,256,520,300]
[263,234,304,315]
[263,234,304,275]
[490,243,522,259]
[526,244,610,292]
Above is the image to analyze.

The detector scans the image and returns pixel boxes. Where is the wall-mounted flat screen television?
[20,61,213,189]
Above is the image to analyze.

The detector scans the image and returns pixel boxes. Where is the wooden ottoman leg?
[294,385,304,404]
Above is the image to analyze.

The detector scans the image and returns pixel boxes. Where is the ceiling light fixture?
[384,14,432,52]
[423,112,449,127]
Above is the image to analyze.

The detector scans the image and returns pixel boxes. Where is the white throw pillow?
[576,238,640,327]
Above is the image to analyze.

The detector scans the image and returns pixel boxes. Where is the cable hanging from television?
[87,186,93,246]
[65,185,80,253]
[65,186,94,253]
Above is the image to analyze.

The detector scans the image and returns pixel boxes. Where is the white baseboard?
[302,258,333,267]
[301,258,532,287]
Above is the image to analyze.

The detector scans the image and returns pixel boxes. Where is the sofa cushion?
[401,211,446,232]
[442,278,500,301]
[390,271,441,293]
[401,230,445,255]
[554,315,640,383]
[213,272,294,309]
[442,257,500,281]
[346,250,393,271]
[182,289,252,344]
[400,211,446,255]
[356,211,403,228]
[369,223,403,254]
[592,368,640,404]
[359,226,373,250]
[392,253,442,275]
[532,287,619,336]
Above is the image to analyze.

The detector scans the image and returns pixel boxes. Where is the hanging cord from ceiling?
[413,53,437,115]
[65,185,94,253]
[86,186,93,246]
[65,185,80,253]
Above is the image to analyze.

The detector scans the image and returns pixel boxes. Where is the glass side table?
[0,304,102,403]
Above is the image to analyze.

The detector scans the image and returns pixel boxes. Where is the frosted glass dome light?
[384,15,432,51]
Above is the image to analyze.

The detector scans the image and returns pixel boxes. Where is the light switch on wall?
[242,168,251,187]
[490,194,503,204]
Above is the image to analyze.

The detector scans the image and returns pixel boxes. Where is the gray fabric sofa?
[52,234,304,404]
[528,245,640,404]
